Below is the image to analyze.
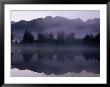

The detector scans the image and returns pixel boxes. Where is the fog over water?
[11,10,100,77]
[11,46,100,77]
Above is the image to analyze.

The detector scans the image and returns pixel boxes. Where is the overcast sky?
[11,10,100,22]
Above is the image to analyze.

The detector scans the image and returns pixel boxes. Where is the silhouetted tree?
[21,30,34,43]
[94,33,100,44]
[11,31,14,43]
[48,32,54,43]
[48,32,54,40]
[90,34,94,41]
[66,32,75,44]
[57,31,65,44]
[83,33,100,45]
[83,34,94,45]
[69,33,75,40]
[37,33,46,43]
[15,40,18,43]
[83,34,91,41]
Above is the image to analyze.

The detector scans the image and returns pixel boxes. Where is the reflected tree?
[22,50,34,63]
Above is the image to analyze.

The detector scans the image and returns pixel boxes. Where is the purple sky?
[11,10,100,22]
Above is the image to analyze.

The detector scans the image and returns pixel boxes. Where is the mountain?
[11,21,16,24]
[11,16,100,39]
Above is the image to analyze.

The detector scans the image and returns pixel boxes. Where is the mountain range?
[11,16,100,40]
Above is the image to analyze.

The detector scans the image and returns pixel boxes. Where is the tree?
[21,30,34,43]
[48,32,54,43]
[89,34,94,41]
[94,33,100,44]
[70,33,75,40]
[48,32,54,40]
[83,33,100,45]
[37,33,46,43]
[66,32,75,44]
[83,34,94,45]
[11,32,14,43]
[57,31,65,44]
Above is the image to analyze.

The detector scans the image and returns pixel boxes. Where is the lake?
[11,44,100,77]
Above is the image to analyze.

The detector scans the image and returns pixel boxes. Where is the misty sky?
[11,10,100,22]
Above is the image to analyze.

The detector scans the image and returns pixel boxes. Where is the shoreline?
[11,68,100,77]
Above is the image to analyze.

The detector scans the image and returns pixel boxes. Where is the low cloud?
[11,16,100,39]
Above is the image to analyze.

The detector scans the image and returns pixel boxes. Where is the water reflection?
[11,47,100,75]
[22,50,34,63]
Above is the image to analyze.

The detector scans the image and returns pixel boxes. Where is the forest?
[11,30,100,46]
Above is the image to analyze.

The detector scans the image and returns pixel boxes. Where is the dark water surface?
[11,45,100,76]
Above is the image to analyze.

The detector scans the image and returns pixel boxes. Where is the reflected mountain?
[11,46,100,75]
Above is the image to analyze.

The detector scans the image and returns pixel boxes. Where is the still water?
[11,45,100,76]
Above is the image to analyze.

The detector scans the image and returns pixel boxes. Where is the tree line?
[11,30,100,45]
